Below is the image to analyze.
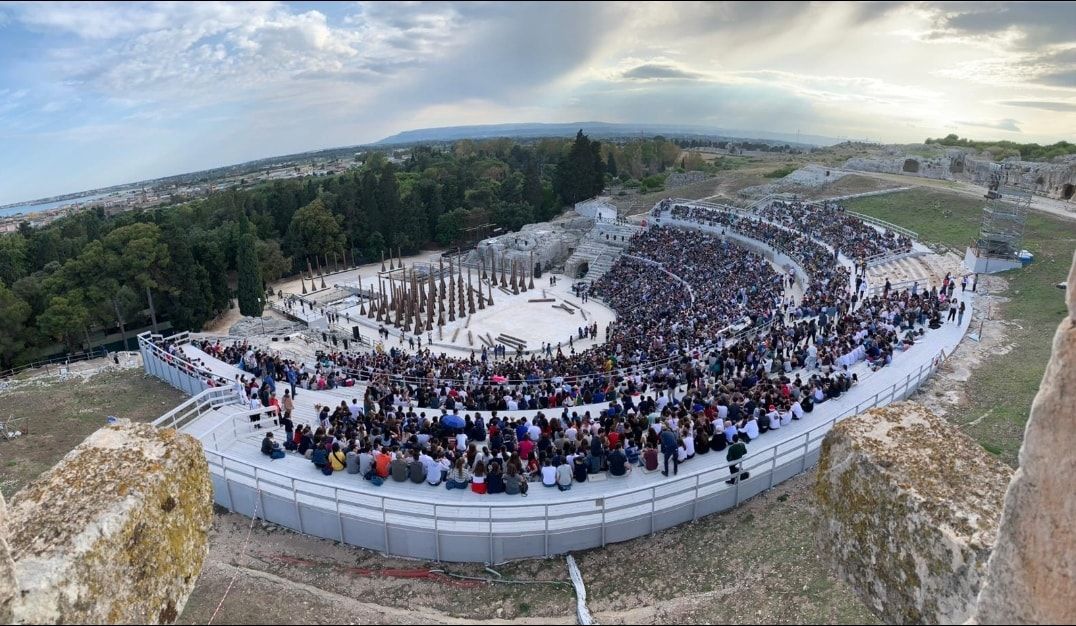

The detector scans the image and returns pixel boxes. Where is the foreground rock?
[1,420,212,624]
[814,402,1011,624]
[974,251,1076,624]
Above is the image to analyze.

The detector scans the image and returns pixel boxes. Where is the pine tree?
[236,232,264,317]
[606,151,618,176]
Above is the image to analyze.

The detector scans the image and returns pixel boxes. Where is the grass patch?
[844,188,1076,464]
[765,164,799,179]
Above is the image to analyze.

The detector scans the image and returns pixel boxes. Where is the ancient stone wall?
[0,420,212,624]
[814,402,1012,624]
[974,250,1076,624]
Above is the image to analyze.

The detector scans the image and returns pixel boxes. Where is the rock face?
[814,402,1012,624]
[974,250,1076,624]
[1,420,212,624]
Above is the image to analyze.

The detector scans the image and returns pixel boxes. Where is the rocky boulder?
[814,402,1012,624]
[974,251,1076,624]
[1,420,212,624]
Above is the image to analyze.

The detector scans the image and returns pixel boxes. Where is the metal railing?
[0,347,109,380]
[846,210,919,240]
[164,345,948,563]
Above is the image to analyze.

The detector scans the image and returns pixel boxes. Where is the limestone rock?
[814,402,1012,624]
[974,250,1076,624]
[4,420,212,624]
[0,494,16,623]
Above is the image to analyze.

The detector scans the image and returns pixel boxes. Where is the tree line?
[925,134,1076,162]
[0,132,613,368]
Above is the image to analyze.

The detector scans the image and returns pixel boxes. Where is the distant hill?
[376,121,844,148]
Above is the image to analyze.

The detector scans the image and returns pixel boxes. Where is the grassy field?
[844,188,1076,463]
[0,368,187,498]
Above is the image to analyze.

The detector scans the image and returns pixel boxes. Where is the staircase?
[564,221,645,282]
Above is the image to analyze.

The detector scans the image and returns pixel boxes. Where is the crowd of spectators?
[144,199,963,495]
[756,199,912,261]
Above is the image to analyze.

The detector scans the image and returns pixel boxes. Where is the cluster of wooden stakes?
[296,248,540,342]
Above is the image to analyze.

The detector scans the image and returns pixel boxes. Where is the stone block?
[814,402,1011,624]
[3,420,212,624]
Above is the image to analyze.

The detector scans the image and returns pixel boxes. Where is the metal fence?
[143,328,947,563]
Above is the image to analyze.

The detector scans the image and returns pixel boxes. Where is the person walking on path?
[660,423,679,476]
[958,300,966,326]
[948,299,959,323]
[725,437,748,484]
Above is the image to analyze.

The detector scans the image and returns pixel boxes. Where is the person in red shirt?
[374,448,392,478]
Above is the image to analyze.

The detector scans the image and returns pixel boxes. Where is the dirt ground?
[179,470,874,625]
[0,366,187,498]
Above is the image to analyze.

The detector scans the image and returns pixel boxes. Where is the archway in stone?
[902,159,920,173]
[576,262,589,279]
[1062,183,1075,200]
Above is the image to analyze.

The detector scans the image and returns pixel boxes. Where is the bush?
[765,164,798,179]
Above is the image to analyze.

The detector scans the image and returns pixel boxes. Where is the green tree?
[522,159,543,213]
[0,281,31,367]
[286,197,346,260]
[256,239,291,283]
[436,208,469,246]
[38,295,89,353]
[236,232,264,317]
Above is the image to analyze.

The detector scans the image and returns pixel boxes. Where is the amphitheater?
[138,195,974,564]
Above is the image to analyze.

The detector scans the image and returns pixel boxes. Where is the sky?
[0,1,1074,205]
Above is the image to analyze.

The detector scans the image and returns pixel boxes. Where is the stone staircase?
[564,221,645,282]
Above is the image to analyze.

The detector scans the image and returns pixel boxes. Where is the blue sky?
[0,1,1074,205]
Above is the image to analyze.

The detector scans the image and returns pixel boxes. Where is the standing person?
[958,300,966,326]
[725,436,748,485]
[660,423,679,477]
[961,275,968,292]
[948,299,958,323]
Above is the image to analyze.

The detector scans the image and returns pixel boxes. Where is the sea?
[0,192,112,218]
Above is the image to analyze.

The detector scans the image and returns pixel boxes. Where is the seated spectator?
[390,452,409,482]
[471,460,488,494]
[487,461,505,494]
[504,464,528,496]
[556,458,573,492]
[261,432,285,460]
[374,448,392,479]
[643,442,659,471]
[573,453,589,484]
[345,444,360,474]
[608,444,630,477]
[311,446,329,472]
[328,443,346,472]
[445,458,472,490]
[541,458,557,488]
[409,450,426,484]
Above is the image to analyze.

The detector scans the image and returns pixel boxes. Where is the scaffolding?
[976,166,1030,259]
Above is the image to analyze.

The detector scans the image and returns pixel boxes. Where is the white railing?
[846,211,918,240]
[151,387,236,430]
[186,347,946,562]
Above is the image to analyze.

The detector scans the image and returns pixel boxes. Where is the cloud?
[621,63,704,80]
[957,118,1023,132]
[1034,69,1076,88]
[997,100,1076,112]
[920,1,1076,49]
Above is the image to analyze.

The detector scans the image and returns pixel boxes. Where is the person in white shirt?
[455,432,468,452]
[528,423,541,441]
[766,405,781,431]
[565,425,578,442]
[780,408,793,427]
[682,430,695,459]
[506,397,519,411]
[540,459,557,487]
[791,400,804,421]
